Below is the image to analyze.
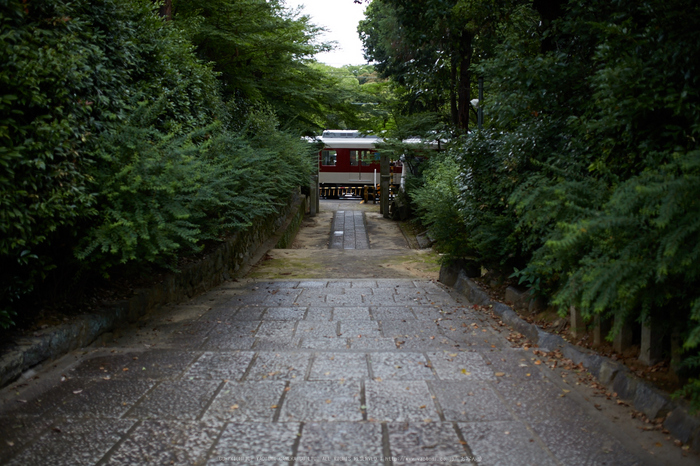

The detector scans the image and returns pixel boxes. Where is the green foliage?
[79,113,313,272]
[0,0,316,327]
[409,151,469,260]
[172,0,338,134]
[404,0,700,406]
[1,0,103,322]
[434,0,700,404]
[359,0,518,130]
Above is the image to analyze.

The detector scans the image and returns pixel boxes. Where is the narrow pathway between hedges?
[0,201,696,465]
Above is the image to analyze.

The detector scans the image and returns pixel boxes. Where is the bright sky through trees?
[285,0,368,66]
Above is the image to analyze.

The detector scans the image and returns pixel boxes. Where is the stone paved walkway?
[330,211,369,250]
[0,203,694,465]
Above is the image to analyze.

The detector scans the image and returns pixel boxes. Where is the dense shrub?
[0,0,313,327]
[410,0,700,406]
[409,150,467,259]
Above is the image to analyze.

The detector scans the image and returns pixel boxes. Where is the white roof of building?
[312,130,441,150]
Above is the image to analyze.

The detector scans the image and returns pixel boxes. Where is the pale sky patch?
[285,0,369,67]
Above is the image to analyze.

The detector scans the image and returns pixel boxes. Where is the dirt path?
[248,199,441,280]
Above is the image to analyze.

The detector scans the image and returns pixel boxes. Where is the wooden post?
[639,323,663,365]
[380,154,390,218]
[309,175,318,217]
[570,305,585,339]
[613,315,633,353]
[593,314,612,347]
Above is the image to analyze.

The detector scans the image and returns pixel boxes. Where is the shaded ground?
[249,200,441,280]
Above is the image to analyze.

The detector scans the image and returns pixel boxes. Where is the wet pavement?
[0,203,695,465]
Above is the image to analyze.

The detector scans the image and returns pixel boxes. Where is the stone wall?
[0,191,307,388]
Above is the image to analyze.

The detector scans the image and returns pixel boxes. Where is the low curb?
[0,192,308,389]
[440,264,700,452]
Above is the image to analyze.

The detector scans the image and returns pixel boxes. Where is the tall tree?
[359,0,513,131]
[172,0,339,133]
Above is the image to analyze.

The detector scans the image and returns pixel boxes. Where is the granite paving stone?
[255,321,297,339]
[160,322,217,348]
[332,306,372,320]
[262,291,302,306]
[326,294,366,306]
[295,321,339,339]
[252,337,301,350]
[299,338,350,350]
[304,307,333,320]
[106,420,222,465]
[118,350,199,380]
[209,422,300,466]
[348,337,397,350]
[395,336,464,351]
[298,280,329,288]
[199,306,242,322]
[203,381,286,422]
[215,306,265,321]
[0,416,53,463]
[67,353,137,380]
[482,349,545,380]
[309,353,369,380]
[409,306,449,321]
[1,276,680,465]
[365,381,439,422]
[341,288,374,298]
[369,288,399,299]
[381,320,437,338]
[428,351,496,381]
[350,279,378,288]
[201,335,255,351]
[339,321,382,339]
[492,378,589,424]
[296,422,384,465]
[387,422,469,465]
[369,353,436,381]
[530,417,642,465]
[1,376,90,419]
[6,418,134,466]
[245,352,311,381]
[126,380,220,420]
[371,306,416,320]
[280,381,362,421]
[429,381,513,422]
[55,379,154,419]
[263,307,306,320]
[206,321,261,338]
[203,323,259,350]
[182,351,255,381]
[459,420,557,466]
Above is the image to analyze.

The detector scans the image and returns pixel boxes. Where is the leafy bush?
[409,0,700,406]
[409,150,468,259]
[0,0,314,327]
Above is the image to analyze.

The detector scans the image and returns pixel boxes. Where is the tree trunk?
[450,55,458,127]
[457,31,473,132]
[532,0,565,52]
[157,0,172,20]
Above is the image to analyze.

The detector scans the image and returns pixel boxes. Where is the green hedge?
[0,0,313,327]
